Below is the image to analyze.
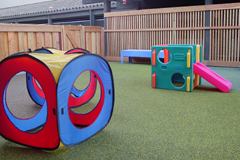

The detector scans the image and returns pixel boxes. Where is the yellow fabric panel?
[30,53,82,83]
[47,48,66,55]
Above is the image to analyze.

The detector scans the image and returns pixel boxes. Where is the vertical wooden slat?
[52,32,60,49]
[96,32,101,55]
[113,17,116,56]
[18,32,28,52]
[179,12,182,44]
[107,32,110,56]
[223,10,226,61]
[231,9,235,61]
[118,18,121,54]
[122,16,125,51]
[100,27,105,57]
[136,15,139,48]
[215,10,218,60]
[44,32,53,48]
[120,16,123,51]
[74,30,80,48]
[234,10,238,61]
[192,12,195,44]
[66,30,74,49]
[234,28,237,61]
[130,16,132,50]
[86,32,92,52]
[62,26,67,51]
[209,11,212,61]
[226,10,229,61]
[184,12,186,44]
[195,12,198,45]
[27,32,36,51]
[81,26,86,49]
[116,31,119,56]
[0,32,9,60]
[229,9,232,61]
[220,10,223,61]
[8,32,19,55]
[91,32,96,54]
[211,11,214,60]
[107,18,110,56]
[36,32,45,49]
[238,9,240,62]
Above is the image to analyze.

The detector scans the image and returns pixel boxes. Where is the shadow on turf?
[1,140,69,155]
[195,86,222,92]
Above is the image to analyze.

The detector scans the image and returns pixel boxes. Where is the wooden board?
[0,24,104,60]
[0,32,8,61]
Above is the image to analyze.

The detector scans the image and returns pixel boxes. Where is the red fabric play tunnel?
[0,54,60,150]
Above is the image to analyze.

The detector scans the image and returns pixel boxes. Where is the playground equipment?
[0,47,114,150]
[151,44,232,93]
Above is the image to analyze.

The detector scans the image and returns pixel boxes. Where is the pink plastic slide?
[193,62,232,93]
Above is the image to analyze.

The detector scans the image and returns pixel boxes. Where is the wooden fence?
[104,3,240,67]
[0,24,104,61]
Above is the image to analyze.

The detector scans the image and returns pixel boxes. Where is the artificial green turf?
[0,62,239,159]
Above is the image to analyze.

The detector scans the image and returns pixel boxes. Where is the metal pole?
[48,15,52,25]
[205,0,213,5]
[90,10,95,26]
[104,0,111,12]
[204,0,212,60]
[104,0,111,56]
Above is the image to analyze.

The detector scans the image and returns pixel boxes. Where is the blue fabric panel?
[57,54,114,146]
[26,73,45,106]
[3,84,47,132]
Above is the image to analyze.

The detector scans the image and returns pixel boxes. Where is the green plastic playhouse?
[151,44,203,92]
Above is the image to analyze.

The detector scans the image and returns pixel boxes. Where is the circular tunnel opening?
[71,70,91,92]
[171,73,185,88]
[70,70,101,114]
[158,49,171,64]
[68,70,102,129]
[5,71,47,133]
